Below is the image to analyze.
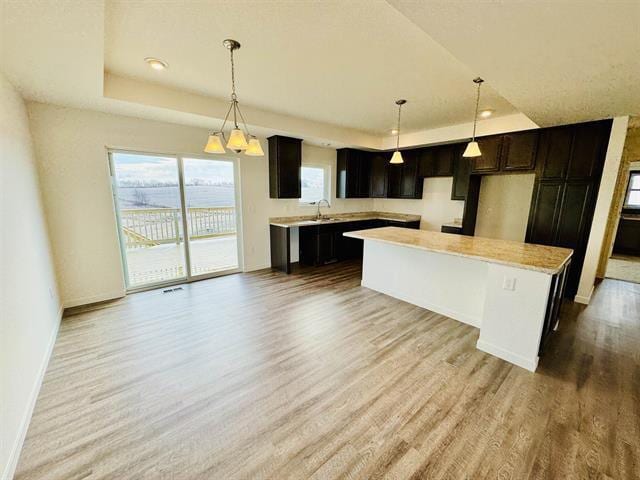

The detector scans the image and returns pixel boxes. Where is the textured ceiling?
[104,0,517,134]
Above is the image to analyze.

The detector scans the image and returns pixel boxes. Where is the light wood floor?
[15,261,640,479]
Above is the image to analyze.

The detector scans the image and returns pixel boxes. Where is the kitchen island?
[344,227,573,371]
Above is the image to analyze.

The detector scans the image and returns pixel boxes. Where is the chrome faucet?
[315,199,331,220]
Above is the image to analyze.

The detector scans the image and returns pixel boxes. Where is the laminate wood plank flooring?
[14,261,640,479]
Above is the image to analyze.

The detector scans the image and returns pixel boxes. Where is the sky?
[113,153,235,186]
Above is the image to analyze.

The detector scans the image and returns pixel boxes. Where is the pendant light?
[390,99,406,164]
[204,39,264,156]
[462,77,484,158]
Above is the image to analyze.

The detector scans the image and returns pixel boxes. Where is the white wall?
[26,103,373,306]
[575,116,629,304]
[475,174,536,241]
[0,75,61,480]
[381,113,538,150]
[373,177,464,231]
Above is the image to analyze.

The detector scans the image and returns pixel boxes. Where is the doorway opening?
[109,151,241,291]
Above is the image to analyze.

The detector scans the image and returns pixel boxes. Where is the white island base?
[351,230,572,372]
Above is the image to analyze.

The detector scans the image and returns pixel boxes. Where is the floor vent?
[162,286,184,293]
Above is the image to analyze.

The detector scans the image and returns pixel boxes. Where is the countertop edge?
[270,215,420,228]
[344,230,573,275]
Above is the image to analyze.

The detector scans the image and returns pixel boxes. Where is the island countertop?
[344,227,573,274]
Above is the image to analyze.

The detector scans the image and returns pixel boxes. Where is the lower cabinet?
[299,219,418,266]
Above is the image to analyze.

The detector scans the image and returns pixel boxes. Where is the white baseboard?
[476,339,538,372]
[63,290,125,309]
[361,280,482,328]
[574,285,594,305]
[2,304,63,480]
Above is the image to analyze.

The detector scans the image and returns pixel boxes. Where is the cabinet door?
[433,145,455,176]
[356,151,371,197]
[471,136,503,173]
[567,122,610,180]
[369,152,388,198]
[269,136,301,198]
[417,148,434,177]
[387,163,403,198]
[526,181,563,245]
[451,148,470,200]
[536,126,573,180]
[613,219,640,255]
[336,149,360,198]
[555,181,593,250]
[400,153,420,198]
[501,131,539,171]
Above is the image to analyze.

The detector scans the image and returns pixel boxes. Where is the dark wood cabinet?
[388,151,422,199]
[525,119,613,298]
[567,121,609,180]
[298,219,419,267]
[501,131,539,171]
[417,145,455,177]
[613,217,640,255]
[369,152,389,198]
[269,135,302,198]
[526,181,564,245]
[337,148,370,198]
[451,147,470,200]
[433,145,455,176]
[536,126,573,180]
[470,136,503,173]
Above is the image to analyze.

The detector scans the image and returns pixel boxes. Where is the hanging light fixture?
[204,39,264,156]
[463,77,484,158]
[390,99,406,164]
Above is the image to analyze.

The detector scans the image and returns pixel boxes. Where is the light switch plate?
[502,276,517,291]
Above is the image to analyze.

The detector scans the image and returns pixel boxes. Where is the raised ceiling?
[388,0,640,127]
[104,0,516,135]
[1,0,637,145]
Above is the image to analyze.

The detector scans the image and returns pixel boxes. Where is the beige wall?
[475,174,536,242]
[26,103,373,307]
[576,116,629,303]
[597,117,640,276]
[0,75,61,480]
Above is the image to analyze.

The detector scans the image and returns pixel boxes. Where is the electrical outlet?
[502,276,517,291]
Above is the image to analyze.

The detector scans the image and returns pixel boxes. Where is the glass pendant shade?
[390,150,404,164]
[227,128,249,150]
[462,141,482,158]
[204,133,226,154]
[245,137,265,156]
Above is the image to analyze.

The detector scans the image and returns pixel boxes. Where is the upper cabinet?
[451,146,470,201]
[388,150,423,199]
[470,136,503,173]
[536,126,573,180]
[501,131,539,171]
[417,145,455,177]
[268,135,302,198]
[337,148,370,198]
[470,131,539,174]
[369,152,389,198]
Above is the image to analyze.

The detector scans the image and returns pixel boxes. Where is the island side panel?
[477,263,552,372]
[360,239,488,328]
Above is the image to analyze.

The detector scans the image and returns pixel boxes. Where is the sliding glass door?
[110,151,240,290]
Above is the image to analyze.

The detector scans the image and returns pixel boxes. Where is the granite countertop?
[344,227,573,274]
[269,211,421,228]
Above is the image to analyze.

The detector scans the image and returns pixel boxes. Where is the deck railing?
[121,206,236,249]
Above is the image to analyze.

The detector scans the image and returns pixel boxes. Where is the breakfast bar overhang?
[345,227,573,372]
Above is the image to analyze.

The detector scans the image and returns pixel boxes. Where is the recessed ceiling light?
[144,57,168,71]
[480,109,494,118]
[391,129,399,135]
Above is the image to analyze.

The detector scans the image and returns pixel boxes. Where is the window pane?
[630,174,640,190]
[301,166,325,203]
[628,190,640,206]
